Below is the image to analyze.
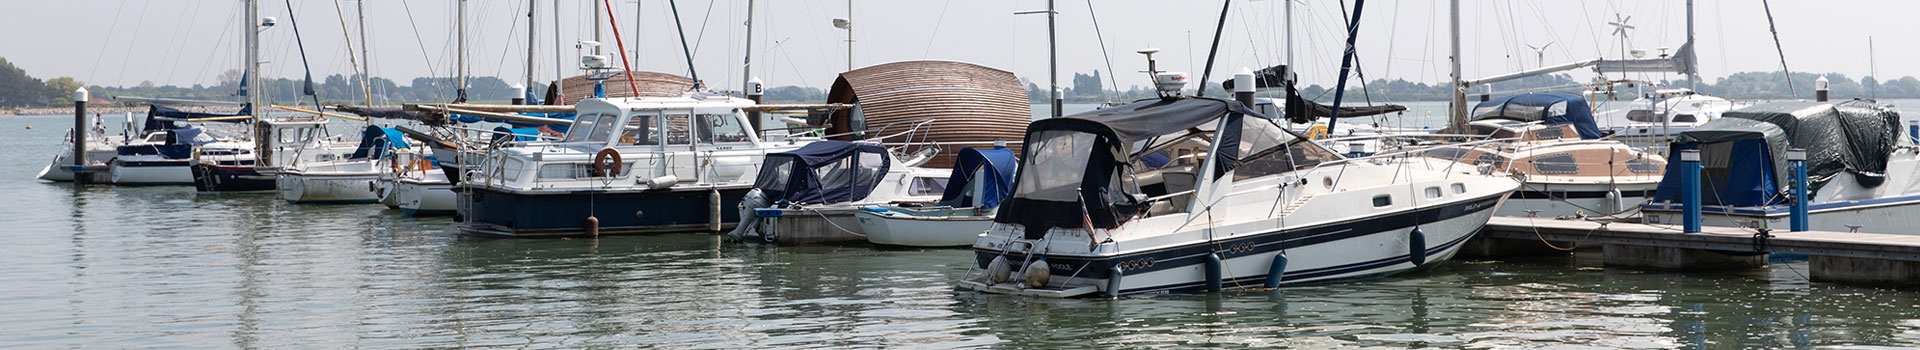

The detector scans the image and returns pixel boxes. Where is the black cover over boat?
[1470,93,1602,139]
[144,104,252,132]
[996,97,1263,237]
[753,141,893,205]
[1651,100,1901,206]
[1223,65,1407,124]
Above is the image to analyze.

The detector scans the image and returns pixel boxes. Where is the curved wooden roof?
[826,61,1030,168]
[544,71,696,105]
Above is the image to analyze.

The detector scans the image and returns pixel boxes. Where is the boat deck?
[1482,216,1920,262]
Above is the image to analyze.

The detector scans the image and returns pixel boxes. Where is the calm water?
[8,105,1920,349]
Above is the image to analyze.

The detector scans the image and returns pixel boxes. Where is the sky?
[6,0,1915,96]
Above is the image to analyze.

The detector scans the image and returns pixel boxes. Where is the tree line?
[1023,69,1920,103]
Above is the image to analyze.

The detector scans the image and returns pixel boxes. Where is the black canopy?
[1653,100,1901,204]
[753,141,893,205]
[1222,65,1408,123]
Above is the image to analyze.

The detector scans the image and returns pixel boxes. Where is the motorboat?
[276,125,409,204]
[727,140,951,244]
[1642,100,1918,234]
[855,146,1018,247]
[36,114,122,183]
[106,105,248,185]
[955,96,1519,298]
[456,92,816,237]
[189,114,336,193]
[1427,93,1667,218]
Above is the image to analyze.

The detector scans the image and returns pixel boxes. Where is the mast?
[1284,0,1292,69]
[593,0,604,56]
[847,0,854,72]
[553,0,564,102]
[246,0,267,166]
[742,0,755,95]
[333,0,368,106]
[1323,0,1366,136]
[1686,0,1696,90]
[527,0,537,100]
[455,0,469,102]
[1447,0,1466,132]
[1870,36,1878,100]
[634,0,643,68]
[358,0,371,105]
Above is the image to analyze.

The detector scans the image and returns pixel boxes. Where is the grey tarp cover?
[1674,100,1901,193]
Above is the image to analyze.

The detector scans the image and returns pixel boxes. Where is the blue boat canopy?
[754,141,893,205]
[349,125,411,160]
[1471,93,1601,139]
[939,147,1018,209]
[144,104,253,132]
[1651,100,1902,207]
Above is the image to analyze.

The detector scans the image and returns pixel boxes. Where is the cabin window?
[1014,130,1098,202]
[662,114,692,145]
[1235,141,1341,180]
[1372,195,1392,207]
[1531,127,1565,140]
[1626,110,1660,123]
[757,157,795,190]
[1474,153,1508,168]
[561,113,615,143]
[622,114,656,145]
[1627,158,1662,174]
[1531,153,1579,175]
[1425,187,1443,199]
[698,114,750,144]
[1451,183,1467,194]
[908,177,948,196]
[1672,114,1698,123]
[538,162,633,179]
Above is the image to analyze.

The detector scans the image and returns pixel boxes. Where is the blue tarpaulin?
[753,141,892,205]
[1650,100,1901,207]
[491,127,540,142]
[938,147,1018,209]
[144,104,253,132]
[453,112,575,133]
[348,125,410,160]
[1471,93,1601,139]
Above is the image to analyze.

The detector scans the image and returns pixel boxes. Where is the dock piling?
[1789,148,1809,232]
[1680,149,1702,233]
[71,87,89,185]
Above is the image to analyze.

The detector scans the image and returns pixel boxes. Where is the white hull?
[109,163,195,185]
[1499,180,1658,218]
[396,173,456,216]
[278,171,382,204]
[855,209,992,247]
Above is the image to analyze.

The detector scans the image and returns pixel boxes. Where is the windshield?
[561,113,616,143]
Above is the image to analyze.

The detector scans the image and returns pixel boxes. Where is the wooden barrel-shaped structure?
[825,61,1030,168]
[544,71,696,105]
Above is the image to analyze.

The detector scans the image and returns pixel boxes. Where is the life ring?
[592,148,622,177]
[1306,125,1329,140]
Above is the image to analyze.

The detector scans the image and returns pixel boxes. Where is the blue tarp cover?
[145,104,252,132]
[1650,100,1902,207]
[754,141,892,205]
[1471,93,1601,139]
[349,125,410,160]
[938,147,1018,208]
[491,127,540,142]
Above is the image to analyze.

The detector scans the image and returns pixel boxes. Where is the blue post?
[1681,149,1703,233]
[1909,121,1918,145]
[1789,148,1809,232]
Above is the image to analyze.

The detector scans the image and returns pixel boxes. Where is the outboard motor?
[727,188,771,242]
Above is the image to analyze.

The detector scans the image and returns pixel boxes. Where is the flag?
[1079,190,1101,250]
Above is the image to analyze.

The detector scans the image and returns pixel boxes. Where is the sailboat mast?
[527,0,537,100]
[742,0,755,95]
[246,0,267,166]
[1284,0,1292,69]
[358,0,371,105]
[847,0,855,72]
[1686,0,1696,90]
[1447,0,1466,132]
[553,0,564,102]
[1047,0,1058,117]
[456,0,469,102]
[333,0,368,107]
[593,0,604,56]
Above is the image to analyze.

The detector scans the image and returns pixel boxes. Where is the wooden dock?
[1474,216,1920,286]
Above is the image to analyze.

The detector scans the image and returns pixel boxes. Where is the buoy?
[1263,251,1290,288]
[987,256,1012,284]
[1408,227,1428,266]
[585,216,601,236]
[1024,259,1052,287]
[1205,253,1224,292]
[1105,266,1125,297]
[24,125,31,129]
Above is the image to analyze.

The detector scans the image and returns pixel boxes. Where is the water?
[8,109,1920,349]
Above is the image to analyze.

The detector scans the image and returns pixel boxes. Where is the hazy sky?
[7,0,1915,96]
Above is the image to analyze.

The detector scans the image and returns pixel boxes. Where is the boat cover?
[144,104,252,132]
[1651,100,1901,206]
[753,141,893,205]
[938,147,1018,208]
[1471,93,1601,139]
[997,97,1266,236]
[348,125,411,160]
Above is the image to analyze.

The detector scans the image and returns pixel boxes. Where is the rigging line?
[399,1,441,90]
[1082,0,1119,95]
[688,0,718,60]
[668,0,704,88]
[160,0,208,85]
[194,4,241,91]
[602,0,642,94]
[281,0,324,108]
[491,0,527,80]
[1333,0,1376,108]
[334,0,366,106]
[86,0,131,84]
[921,0,954,58]
[114,0,153,87]
[1196,0,1233,97]
[1760,0,1795,96]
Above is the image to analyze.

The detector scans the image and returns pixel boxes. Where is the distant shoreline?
[1,106,148,116]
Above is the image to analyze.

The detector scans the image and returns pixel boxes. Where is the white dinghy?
[856,146,1018,247]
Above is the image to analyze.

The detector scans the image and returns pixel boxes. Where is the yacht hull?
[109,160,194,185]
[396,179,455,216]
[191,165,277,192]
[1500,180,1658,218]
[457,184,750,237]
[960,193,1505,297]
[277,171,382,204]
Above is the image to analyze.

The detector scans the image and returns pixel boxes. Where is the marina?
[16,0,1920,347]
